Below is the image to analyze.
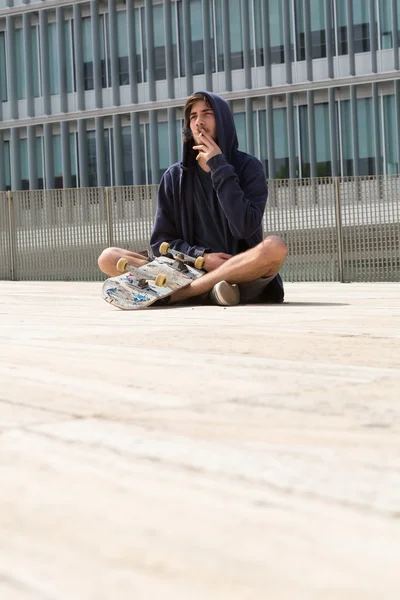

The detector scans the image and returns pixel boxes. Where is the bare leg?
[98,247,148,276]
[171,235,287,303]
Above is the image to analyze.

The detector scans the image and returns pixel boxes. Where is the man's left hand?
[193,131,222,164]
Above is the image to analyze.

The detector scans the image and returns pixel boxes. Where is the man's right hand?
[203,252,233,271]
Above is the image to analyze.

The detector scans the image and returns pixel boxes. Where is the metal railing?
[0,176,399,282]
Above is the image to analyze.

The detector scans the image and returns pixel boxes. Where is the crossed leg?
[97,235,287,303]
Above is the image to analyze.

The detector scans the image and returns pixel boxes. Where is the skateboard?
[102,242,206,310]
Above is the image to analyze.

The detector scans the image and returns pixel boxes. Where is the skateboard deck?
[102,244,206,310]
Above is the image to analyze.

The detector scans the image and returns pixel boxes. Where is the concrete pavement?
[1,281,399,599]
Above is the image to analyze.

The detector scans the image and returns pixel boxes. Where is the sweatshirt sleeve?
[207,153,268,239]
[150,170,209,258]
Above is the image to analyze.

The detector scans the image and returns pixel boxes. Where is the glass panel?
[31,25,40,97]
[314,103,331,176]
[295,0,326,60]
[69,132,77,188]
[336,0,348,56]
[65,20,75,93]
[53,134,63,188]
[352,0,370,53]
[48,22,59,95]
[87,130,97,187]
[256,109,268,176]
[117,10,129,85]
[269,0,284,64]
[299,105,310,177]
[16,28,25,100]
[250,0,263,67]
[212,0,224,71]
[379,1,392,49]
[357,97,375,175]
[20,138,29,190]
[383,94,398,174]
[36,136,44,189]
[0,32,7,102]
[82,17,94,90]
[339,99,353,176]
[190,0,204,75]
[158,121,169,181]
[135,7,144,83]
[230,0,243,69]
[4,140,11,191]
[121,126,133,184]
[153,3,166,80]
[100,13,110,88]
[274,107,289,178]
[104,129,112,186]
[233,112,246,151]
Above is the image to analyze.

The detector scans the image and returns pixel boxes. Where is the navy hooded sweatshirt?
[150,91,284,302]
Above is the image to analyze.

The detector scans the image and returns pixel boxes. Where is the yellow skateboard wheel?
[159,242,170,255]
[194,256,205,270]
[117,258,128,272]
[155,273,167,287]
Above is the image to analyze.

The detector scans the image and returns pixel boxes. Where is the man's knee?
[98,247,119,271]
[258,235,287,268]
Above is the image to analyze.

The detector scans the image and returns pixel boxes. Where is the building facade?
[0,0,399,190]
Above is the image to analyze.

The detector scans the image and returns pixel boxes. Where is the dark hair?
[182,93,212,142]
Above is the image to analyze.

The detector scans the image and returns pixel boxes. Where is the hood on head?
[181,91,239,168]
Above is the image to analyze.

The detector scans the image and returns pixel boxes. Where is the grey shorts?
[238,275,276,303]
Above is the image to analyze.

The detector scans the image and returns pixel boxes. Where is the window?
[274,107,290,179]
[4,140,11,190]
[315,103,331,176]
[48,22,59,95]
[357,97,376,175]
[53,134,63,188]
[153,3,166,80]
[20,138,29,190]
[16,28,25,100]
[269,0,285,64]
[87,130,97,186]
[117,10,129,85]
[383,95,398,174]
[229,0,243,70]
[295,0,327,61]
[82,17,94,90]
[190,0,204,75]
[31,25,40,97]
[122,126,133,184]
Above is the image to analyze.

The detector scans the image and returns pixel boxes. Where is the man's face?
[189,100,217,144]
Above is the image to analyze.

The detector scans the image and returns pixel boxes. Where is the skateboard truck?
[116,258,167,287]
[159,242,205,271]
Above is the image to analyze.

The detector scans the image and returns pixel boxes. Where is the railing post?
[7,190,16,281]
[105,187,114,248]
[334,177,345,283]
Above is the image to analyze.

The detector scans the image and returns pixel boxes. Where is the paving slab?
[0,281,399,600]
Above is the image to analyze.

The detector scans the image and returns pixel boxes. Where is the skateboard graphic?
[102,242,206,310]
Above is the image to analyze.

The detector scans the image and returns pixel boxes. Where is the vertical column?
[78,119,88,187]
[91,0,102,109]
[10,128,21,191]
[241,0,252,89]
[23,13,34,117]
[164,0,175,98]
[145,0,156,101]
[168,107,178,165]
[346,0,355,76]
[266,95,275,179]
[149,110,159,184]
[182,0,193,95]
[27,126,38,190]
[56,7,68,113]
[328,87,338,177]
[369,0,377,73]
[113,115,124,186]
[350,85,359,176]
[73,3,85,111]
[372,83,381,174]
[109,0,120,106]
[307,90,317,178]
[325,0,334,78]
[262,0,271,86]
[392,0,399,70]
[6,17,18,120]
[202,0,212,91]
[39,10,51,115]
[131,112,142,184]
[245,98,254,155]
[61,120,72,189]
[222,0,232,91]
[304,0,313,81]
[286,93,296,178]
[127,0,138,103]
[95,117,106,187]
[44,122,54,189]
